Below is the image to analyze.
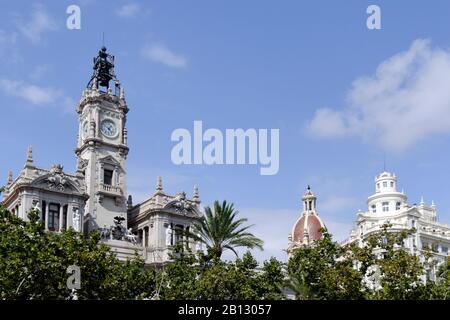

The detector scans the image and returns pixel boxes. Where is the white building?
[344,171,450,279]
[2,47,202,265]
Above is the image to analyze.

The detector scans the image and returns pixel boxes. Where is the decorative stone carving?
[77,159,88,171]
[46,165,68,191]
[169,194,195,215]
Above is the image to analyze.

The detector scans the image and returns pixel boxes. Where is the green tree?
[287,229,366,300]
[186,200,263,260]
[0,199,157,300]
[360,224,425,300]
[286,225,434,300]
[159,251,285,300]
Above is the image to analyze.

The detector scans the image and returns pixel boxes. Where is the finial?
[431,200,436,207]
[7,170,13,185]
[120,87,125,100]
[420,196,424,205]
[307,185,311,191]
[107,86,112,94]
[24,146,34,168]
[127,195,133,209]
[156,176,163,192]
[193,185,200,202]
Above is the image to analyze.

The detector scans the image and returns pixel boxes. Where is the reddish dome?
[292,214,324,243]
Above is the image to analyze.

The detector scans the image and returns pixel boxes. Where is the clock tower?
[75,47,129,232]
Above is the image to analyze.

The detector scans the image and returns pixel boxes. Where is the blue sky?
[1,1,450,262]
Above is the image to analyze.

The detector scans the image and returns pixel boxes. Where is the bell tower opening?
[87,46,121,94]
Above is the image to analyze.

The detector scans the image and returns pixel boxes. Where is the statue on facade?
[165,225,173,246]
[72,208,80,232]
[99,224,110,239]
[111,216,126,240]
[124,228,137,245]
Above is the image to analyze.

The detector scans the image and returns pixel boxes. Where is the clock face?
[100,119,117,138]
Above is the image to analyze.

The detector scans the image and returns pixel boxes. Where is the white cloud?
[307,39,450,152]
[141,43,187,68]
[0,78,72,110]
[30,64,50,81]
[0,29,19,62]
[17,5,57,44]
[319,195,359,213]
[115,3,141,17]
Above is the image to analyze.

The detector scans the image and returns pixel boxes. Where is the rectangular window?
[371,205,376,213]
[48,203,60,231]
[442,247,448,255]
[42,201,46,225]
[432,243,439,253]
[383,182,387,187]
[390,181,394,188]
[396,202,401,210]
[185,226,190,249]
[104,169,113,185]
[174,225,184,251]
[382,202,389,212]
[62,205,68,230]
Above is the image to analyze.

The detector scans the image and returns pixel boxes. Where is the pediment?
[31,173,83,194]
[99,155,121,166]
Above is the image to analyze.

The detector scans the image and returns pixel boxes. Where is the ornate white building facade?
[344,171,450,280]
[2,47,202,266]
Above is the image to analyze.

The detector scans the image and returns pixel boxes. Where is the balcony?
[99,183,122,197]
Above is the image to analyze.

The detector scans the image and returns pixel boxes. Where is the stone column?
[143,227,147,247]
[45,202,49,230]
[59,204,64,232]
[114,166,119,187]
[67,204,72,228]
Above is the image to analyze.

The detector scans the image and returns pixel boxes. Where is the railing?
[100,183,122,195]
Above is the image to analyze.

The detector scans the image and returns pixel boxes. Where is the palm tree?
[284,272,313,300]
[187,200,263,259]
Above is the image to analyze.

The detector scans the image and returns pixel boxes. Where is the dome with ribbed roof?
[288,186,326,254]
